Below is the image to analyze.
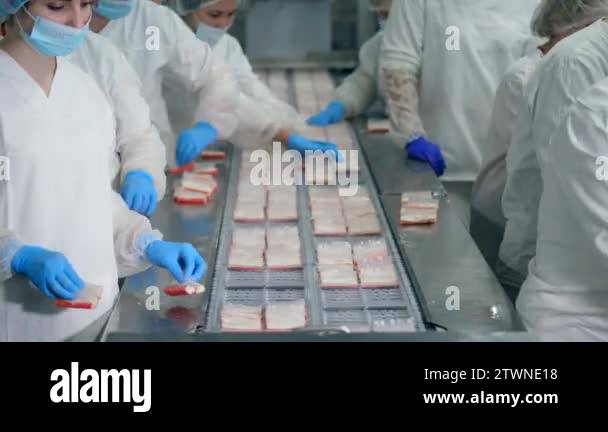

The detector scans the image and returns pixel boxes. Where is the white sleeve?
[379,0,427,141]
[111,192,163,278]
[335,33,381,118]
[483,65,528,166]
[550,100,608,257]
[160,8,241,140]
[0,229,22,282]
[110,50,167,198]
[240,73,302,134]
[228,92,281,150]
[224,40,302,132]
[500,108,541,275]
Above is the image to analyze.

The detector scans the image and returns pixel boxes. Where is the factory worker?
[0,0,206,341]
[89,0,336,167]
[380,0,538,225]
[498,0,608,299]
[165,0,336,157]
[307,0,392,126]
[470,0,608,274]
[68,30,167,217]
[518,77,608,341]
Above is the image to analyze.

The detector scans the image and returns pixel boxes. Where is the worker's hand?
[120,170,158,217]
[11,246,85,300]
[405,136,447,177]
[175,122,218,167]
[287,134,339,161]
[307,100,345,126]
[145,241,207,284]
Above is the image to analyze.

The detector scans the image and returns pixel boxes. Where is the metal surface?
[204,148,316,332]
[352,124,441,196]
[352,120,523,333]
[245,0,332,61]
[205,144,426,333]
[100,145,233,340]
[106,331,537,342]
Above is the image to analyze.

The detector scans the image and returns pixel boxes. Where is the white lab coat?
[0,52,159,341]
[335,31,384,118]
[517,77,608,341]
[164,32,301,151]
[0,52,116,341]
[67,31,167,198]
[98,0,240,165]
[380,0,539,181]
[214,33,303,133]
[499,20,608,288]
[470,49,543,268]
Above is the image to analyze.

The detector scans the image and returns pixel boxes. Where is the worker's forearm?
[334,68,377,118]
[118,129,168,199]
[381,67,427,142]
[111,192,162,278]
[0,230,22,283]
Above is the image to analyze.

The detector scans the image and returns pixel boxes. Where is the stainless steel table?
[100,145,233,340]
[352,120,522,333]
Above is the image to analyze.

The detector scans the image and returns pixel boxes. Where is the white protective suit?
[470,49,544,270]
[498,19,608,292]
[67,31,167,198]
[380,0,539,182]
[97,0,241,165]
[164,31,304,151]
[517,77,608,341]
[334,31,385,118]
[0,52,160,342]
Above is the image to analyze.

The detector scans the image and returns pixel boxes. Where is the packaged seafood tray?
[304,184,424,333]
[205,150,316,332]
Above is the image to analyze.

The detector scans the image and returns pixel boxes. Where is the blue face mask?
[378,18,387,31]
[94,0,134,21]
[195,20,230,48]
[16,7,90,57]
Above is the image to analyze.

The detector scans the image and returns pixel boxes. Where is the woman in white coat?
[380,0,539,225]
[498,0,608,299]
[165,0,337,155]
[0,0,206,341]
[519,77,608,340]
[308,0,392,126]
[470,0,608,282]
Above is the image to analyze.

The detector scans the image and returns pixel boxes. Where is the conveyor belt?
[205,131,426,333]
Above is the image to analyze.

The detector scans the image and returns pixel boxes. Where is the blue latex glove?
[307,100,345,126]
[175,122,218,167]
[145,241,207,284]
[10,246,85,300]
[406,136,447,177]
[287,134,339,161]
[120,170,157,217]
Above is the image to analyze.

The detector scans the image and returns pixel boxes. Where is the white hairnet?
[167,0,240,16]
[531,0,608,38]
[367,0,392,12]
